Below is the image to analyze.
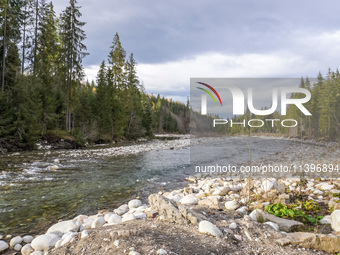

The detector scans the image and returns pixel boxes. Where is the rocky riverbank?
[0,136,339,255]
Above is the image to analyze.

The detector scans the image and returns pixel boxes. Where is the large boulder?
[31,234,60,251]
[47,220,81,234]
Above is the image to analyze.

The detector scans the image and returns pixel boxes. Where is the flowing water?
[0,136,294,235]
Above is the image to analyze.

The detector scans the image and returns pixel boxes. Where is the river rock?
[331,210,340,231]
[91,217,106,228]
[104,212,114,222]
[108,214,122,224]
[122,213,136,222]
[179,194,199,205]
[48,165,59,170]
[13,243,22,251]
[21,243,33,255]
[249,209,266,222]
[212,186,229,196]
[236,206,248,215]
[316,182,335,190]
[31,234,60,251]
[0,241,8,252]
[129,251,141,255]
[74,214,88,223]
[114,204,129,215]
[80,218,94,231]
[198,220,223,237]
[30,251,43,255]
[261,180,285,193]
[22,235,34,243]
[320,215,331,224]
[128,199,142,209]
[148,194,205,225]
[81,230,89,239]
[156,248,168,254]
[10,236,23,246]
[47,220,81,234]
[59,232,77,247]
[264,221,280,231]
[265,212,304,232]
[225,200,240,210]
[133,212,147,219]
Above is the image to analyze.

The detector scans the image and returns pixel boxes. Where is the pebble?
[13,243,22,251]
[114,239,119,247]
[91,217,106,228]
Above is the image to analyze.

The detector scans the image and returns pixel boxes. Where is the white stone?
[31,234,60,251]
[108,214,122,224]
[128,199,142,209]
[234,234,242,241]
[316,182,335,190]
[114,239,119,247]
[30,251,43,255]
[133,212,147,219]
[212,186,229,196]
[129,251,141,255]
[47,220,80,234]
[13,243,22,251]
[249,209,266,222]
[122,213,136,222]
[10,236,23,247]
[236,206,248,215]
[104,212,114,222]
[80,218,94,231]
[81,230,89,239]
[229,223,238,229]
[91,217,106,228]
[331,210,340,231]
[22,235,34,243]
[167,194,182,202]
[179,194,199,205]
[313,189,323,194]
[225,200,240,210]
[320,215,331,224]
[156,248,168,254]
[264,221,280,231]
[60,232,77,246]
[198,220,223,237]
[0,241,8,252]
[21,243,33,255]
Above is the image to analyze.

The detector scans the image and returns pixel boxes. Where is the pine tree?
[60,0,88,132]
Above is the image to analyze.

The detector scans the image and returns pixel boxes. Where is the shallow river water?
[0,136,294,235]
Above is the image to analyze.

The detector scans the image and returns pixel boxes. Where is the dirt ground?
[48,208,330,255]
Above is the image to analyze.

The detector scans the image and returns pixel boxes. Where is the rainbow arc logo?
[196,82,223,106]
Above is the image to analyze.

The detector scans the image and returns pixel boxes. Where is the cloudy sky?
[54,0,340,103]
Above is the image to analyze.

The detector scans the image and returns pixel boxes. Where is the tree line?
[228,71,340,141]
[0,0,190,151]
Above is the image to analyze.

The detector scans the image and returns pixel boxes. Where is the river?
[0,136,295,236]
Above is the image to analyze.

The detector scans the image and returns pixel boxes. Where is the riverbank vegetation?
[227,73,340,141]
[0,0,190,151]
